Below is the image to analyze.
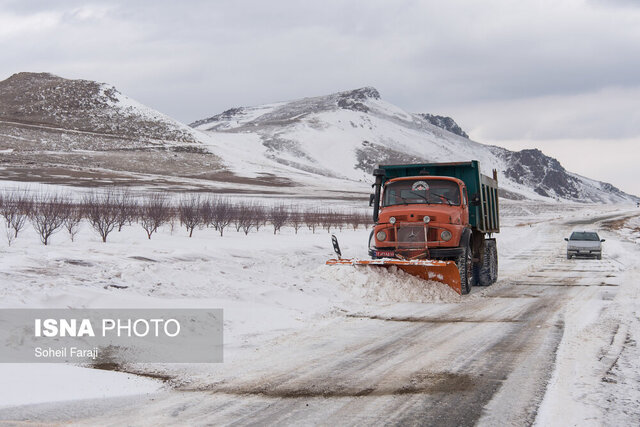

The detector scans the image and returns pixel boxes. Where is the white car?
[565,230,605,260]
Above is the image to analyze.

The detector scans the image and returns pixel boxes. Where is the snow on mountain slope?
[193,88,637,203]
[0,73,635,202]
[0,72,197,144]
[0,73,234,192]
[194,88,504,182]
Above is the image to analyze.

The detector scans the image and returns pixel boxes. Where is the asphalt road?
[0,215,627,426]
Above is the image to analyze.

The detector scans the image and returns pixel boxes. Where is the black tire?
[478,239,498,286]
[456,243,474,294]
[473,263,481,287]
[489,242,498,283]
[596,255,602,260]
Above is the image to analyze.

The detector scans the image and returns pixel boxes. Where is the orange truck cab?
[368,161,500,293]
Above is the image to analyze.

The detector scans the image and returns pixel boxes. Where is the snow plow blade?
[326,258,462,295]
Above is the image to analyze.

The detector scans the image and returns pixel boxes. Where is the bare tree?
[209,197,233,236]
[84,190,120,243]
[199,198,213,229]
[179,195,201,237]
[0,191,8,231]
[239,203,255,235]
[336,211,347,231]
[270,204,289,235]
[168,215,176,235]
[358,211,372,230]
[288,206,303,234]
[304,209,319,233]
[233,201,261,234]
[140,193,170,239]
[232,201,262,235]
[347,210,359,230]
[29,194,67,245]
[116,190,135,232]
[63,201,84,242]
[1,191,32,239]
[321,209,336,233]
[232,201,246,233]
[253,205,267,232]
[3,220,15,246]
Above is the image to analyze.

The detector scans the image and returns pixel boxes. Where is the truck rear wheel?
[456,243,474,294]
[489,241,498,283]
[478,239,498,286]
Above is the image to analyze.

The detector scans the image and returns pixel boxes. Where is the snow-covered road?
[0,202,638,425]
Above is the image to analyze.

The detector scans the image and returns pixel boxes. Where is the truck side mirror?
[369,194,375,207]
[564,238,568,241]
[601,239,606,242]
[470,193,481,206]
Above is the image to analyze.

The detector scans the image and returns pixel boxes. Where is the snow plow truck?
[328,161,499,294]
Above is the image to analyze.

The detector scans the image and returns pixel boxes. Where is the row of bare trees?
[0,190,371,246]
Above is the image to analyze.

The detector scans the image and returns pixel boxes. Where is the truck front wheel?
[456,243,474,294]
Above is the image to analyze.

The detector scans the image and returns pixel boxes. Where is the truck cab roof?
[385,176,464,185]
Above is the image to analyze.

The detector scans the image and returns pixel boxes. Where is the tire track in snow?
[0,216,625,426]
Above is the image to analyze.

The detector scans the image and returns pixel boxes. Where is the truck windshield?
[383,179,461,206]
[569,232,600,241]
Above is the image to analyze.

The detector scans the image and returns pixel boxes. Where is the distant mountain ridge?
[192,86,637,203]
[0,72,636,202]
[0,72,228,191]
[0,72,196,143]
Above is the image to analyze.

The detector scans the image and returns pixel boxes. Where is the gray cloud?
[0,0,639,193]
[3,0,640,120]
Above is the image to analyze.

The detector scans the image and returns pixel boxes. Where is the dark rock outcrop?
[501,148,633,202]
[417,113,469,138]
[337,87,380,113]
[189,107,244,128]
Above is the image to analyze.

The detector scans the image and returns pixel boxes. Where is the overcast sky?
[1,0,639,196]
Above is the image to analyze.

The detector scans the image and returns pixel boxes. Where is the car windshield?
[383,179,461,206]
[569,232,600,241]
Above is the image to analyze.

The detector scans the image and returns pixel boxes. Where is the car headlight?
[423,216,430,224]
[376,231,387,241]
[389,217,396,224]
[440,230,452,241]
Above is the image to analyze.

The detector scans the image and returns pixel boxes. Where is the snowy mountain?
[0,72,197,144]
[193,87,637,203]
[0,72,229,190]
[0,72,636,202]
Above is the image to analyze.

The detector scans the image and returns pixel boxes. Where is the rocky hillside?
[0,72,196,144]
[500,149,630,203]
[0,72,636,202]
[416,114,469,138]
[0,72,230,191]
[193,87,637,203]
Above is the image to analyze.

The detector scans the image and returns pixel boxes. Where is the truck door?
[461,185,470,226]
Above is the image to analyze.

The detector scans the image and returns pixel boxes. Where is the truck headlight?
[423,216,430,224]
[389,217,396,224]
[376,231,387,241]
[440,230,452,241]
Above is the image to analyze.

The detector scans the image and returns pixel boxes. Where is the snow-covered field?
[0,198,638,425]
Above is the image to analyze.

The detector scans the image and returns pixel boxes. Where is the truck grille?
[397,225,427,243]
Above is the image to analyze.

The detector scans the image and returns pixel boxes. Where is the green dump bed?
[378,160,500,234]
